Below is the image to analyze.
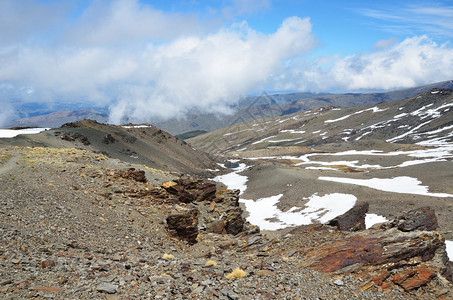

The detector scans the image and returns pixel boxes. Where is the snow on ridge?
[122,125,151,128]
[324,106,387,124]
[0,128,50,138]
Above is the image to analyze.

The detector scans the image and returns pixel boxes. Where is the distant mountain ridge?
[188,88,453,154]
[8,80,453,135]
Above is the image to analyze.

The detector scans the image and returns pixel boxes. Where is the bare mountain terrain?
[188,88,453,256]
[0,119,216,176]
[1,88,453,298]
[0,143,451,299]
[189,88,453,153]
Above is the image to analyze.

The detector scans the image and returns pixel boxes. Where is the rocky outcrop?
[392,206,438,232]
[294,206,451,292]
[166,207,199,245]
[328,202,369,231]
[162,178,216,203]
[162,182,248,239]
[112,168,147,183]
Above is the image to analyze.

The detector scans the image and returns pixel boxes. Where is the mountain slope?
[188,88,453,154]
[0,120,216,175]
[155,80,453,135]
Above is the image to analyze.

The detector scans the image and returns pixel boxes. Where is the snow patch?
[365,213,388,229]
[319,176,453,197]
[446,240,453,262]
[240,193,357,231]
[0,128,49,138]
[212,163,249,195]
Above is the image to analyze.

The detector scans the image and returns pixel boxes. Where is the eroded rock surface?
[328,202,369,231]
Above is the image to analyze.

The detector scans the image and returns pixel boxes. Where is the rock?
[41,259,56,268]
[221,190,240,207]
[207,220,226,234]
[224,207,244,235]
[393,206,438,232]
[103,134,116,144]
[114,168,147,183]
[162,178,216,203]
[328,202,368,231]
[32,286,63,293]
[297,207,452,292]
[333,279,344,286]
[257,270,273,277]
[303,228,445,273]
[97,282,118,294]
[391,265,437,291]
[166,207,199,244]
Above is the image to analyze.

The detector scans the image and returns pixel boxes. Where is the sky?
[1,0,453,125]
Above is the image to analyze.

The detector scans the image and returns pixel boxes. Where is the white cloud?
[1,0,453,125]
[0,2,315,123]
[65,0,203,45]
[0,101,16,128]
[274,35,453,92]
[108,16,316,123]
[358,4,453,38]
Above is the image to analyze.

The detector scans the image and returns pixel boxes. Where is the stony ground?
[0,146,451,299]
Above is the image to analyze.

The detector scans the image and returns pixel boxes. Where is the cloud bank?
[1,0,453,126]
[273,35,453,92]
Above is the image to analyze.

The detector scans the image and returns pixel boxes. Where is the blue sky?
[1,0,453,124]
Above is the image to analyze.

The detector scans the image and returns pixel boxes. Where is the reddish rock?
[166,207,199,244]
[114,168,147,183]
[41,259,56,268]
[32,286,63,293]
[303,228,444,273]
[391,265,437,291]
[294,207,452,293]
[328,202,369,231]
[372,270,391,286]
[208,220,226,234]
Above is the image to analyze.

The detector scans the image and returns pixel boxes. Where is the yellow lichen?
[205,260,217,267]
[225,268,246,279]
[162,253,175,260]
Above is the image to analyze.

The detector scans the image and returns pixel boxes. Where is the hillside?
[0,120,216,176]
[189,88,453,153]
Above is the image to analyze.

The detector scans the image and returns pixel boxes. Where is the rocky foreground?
[0,146,452,299]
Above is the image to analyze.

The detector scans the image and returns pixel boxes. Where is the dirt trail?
[0,154,18,176]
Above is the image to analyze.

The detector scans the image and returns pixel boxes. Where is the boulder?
[162,179,216,203]
[114,168,147,183]
[393,206,438,232]
[224,207,245,235]
[328,202,368,231]
[166,207,199,244]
